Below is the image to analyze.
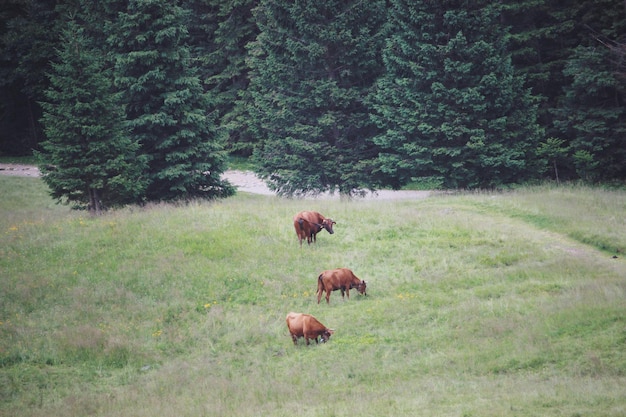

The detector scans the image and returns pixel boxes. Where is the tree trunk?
[89,188,102,215]
[553,159,560,185]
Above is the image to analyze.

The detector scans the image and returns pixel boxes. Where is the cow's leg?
[341,286,352,300]
[291,334,298,345]
[325,290,331,304]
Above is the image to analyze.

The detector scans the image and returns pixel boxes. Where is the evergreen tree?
[504,0,626,181]
[553,44,626,181]
[371,0,543,188]
[109,0,234,202]
[502,1,579,137]
[248,0,387,196]
[0,0,60,154]
[551,1,626,182]
[38,18,145,214]
[185,0,258,156]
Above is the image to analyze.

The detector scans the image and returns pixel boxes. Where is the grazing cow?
[293,211,336,247]
[317,268,367,304]
[286,312,334,345]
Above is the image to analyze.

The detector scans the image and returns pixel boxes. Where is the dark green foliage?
[109,0,234,202]
[553,45,626,181]
[185,0,258,157]
[0,0,60,154]
[502,1,579,132]
[38,19,146,213]
[371,0,543,189]
[504,0,626,182]
[537,137,569,183]
[248,0,387,196]
[2,0,626,189]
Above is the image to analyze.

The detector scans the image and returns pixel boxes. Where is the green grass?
[1,178,625,416]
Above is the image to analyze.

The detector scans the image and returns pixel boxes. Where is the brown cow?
[293,211,336,247]
[317,268,367,304]
[286,312,334,345]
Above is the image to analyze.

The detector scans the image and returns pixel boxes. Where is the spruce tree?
[109,0,234,202]
[184,0,258,156]
[502,0,580,138]
[503,0,626,181]
[371,0,543,188]
[0,0,61,154]
[553,45,626,181]
[38,18,145,214]
[247,0,387,196]
[551,1,626,182]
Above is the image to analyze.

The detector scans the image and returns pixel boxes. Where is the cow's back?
[337,268,359,285]
[286,312,305,335]
[320,268,357,289]
[302,211,324,224]
[302,314,323,332]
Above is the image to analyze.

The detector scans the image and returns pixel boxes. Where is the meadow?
[1,176,625,416]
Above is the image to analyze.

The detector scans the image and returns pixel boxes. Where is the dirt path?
[0,163,41,178]
[0,163,430,200]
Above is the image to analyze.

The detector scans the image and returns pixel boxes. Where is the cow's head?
[322,218,336,234]
[321,329,335,343]
[357,280,367,296]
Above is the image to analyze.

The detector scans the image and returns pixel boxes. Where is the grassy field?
[1,176,625,416]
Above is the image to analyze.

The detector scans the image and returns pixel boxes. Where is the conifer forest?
[1,0,625,208]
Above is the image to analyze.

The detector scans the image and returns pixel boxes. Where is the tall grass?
[476,183,626,254]
[1,178,625,416]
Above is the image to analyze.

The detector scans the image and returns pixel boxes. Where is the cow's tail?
[297,217,305,230]
[316,274,324,298]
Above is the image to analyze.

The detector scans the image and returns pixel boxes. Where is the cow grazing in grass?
[286,312,334,345]
[293,211,336,247]
[317,268,367,304]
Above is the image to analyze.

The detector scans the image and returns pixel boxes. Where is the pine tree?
[110,0,234,202]
[247,0,387,196]
[0,0,61,154]
[184,0,258,156]
[38,18,145,214]
[370,0,543,188]
[502,1,580,136]
[551,1,626,182]
[503,0,626,182]
[553,45,626,181]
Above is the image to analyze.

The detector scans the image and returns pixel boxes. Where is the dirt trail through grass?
[0,163,41,177]
[459,199,625,276]
[0,163,431,200]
